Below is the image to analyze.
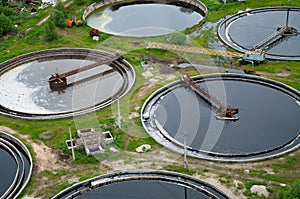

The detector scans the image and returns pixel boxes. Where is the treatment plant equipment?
[48,54,123,91]
[218,7,300,61]
[0,48,135,119]
[181,75,239,120]
[238,8,298,64]
[141,73,300,162]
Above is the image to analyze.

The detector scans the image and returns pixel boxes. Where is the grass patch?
[163,163,196,175]
[126,137,157,152]
[243,181,268,199]
[0,1,300,198]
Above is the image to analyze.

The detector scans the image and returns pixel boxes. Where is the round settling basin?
[141,73,300,161]
[0,48,135,119]
[218,7,300,60]
[85,1,206,37]
[53,171,229,199]
[0,132,33,199]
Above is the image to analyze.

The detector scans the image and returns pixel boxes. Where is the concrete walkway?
[146,42,242,57]
[36,15,50,26]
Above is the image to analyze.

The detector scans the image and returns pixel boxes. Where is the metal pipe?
[68,123,75,161]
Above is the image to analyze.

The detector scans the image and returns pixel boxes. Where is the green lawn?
[0,0,299,198]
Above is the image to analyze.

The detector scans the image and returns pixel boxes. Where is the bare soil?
[0,126,70,174]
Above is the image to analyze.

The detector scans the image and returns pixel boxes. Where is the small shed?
[65,128,114,155]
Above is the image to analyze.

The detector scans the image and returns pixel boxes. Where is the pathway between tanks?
[146,42,242,57]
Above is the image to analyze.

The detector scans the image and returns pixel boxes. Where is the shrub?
[44,20,58,42]
[55,0,67,18]
[0,0,8,6]
[51,9,66,28]
[277,180,300,199]
[0,14,13,36]
[0,6,16,16]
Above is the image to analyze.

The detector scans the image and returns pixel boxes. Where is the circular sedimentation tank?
[0,131,33,199]
[52,171,229,199]
[0,48,135,119]
[83,0,207,37]
[218,7,300,60]
[141,73,300,161]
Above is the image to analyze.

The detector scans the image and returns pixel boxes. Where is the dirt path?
[0,126,70,174]
[146,42,242,57]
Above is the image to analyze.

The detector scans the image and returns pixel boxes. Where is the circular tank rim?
[141,73,300,162]
[82,0,208,37]
[52,170,230,199]
[0,131,33,199]
[0,140,20,198]
[217,6,300,61]
[0,48,136,120]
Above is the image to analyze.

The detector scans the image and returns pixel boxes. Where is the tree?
[0,6,16,16]
[0,14,13,36]
[44,20,58,42]
[51,9,66,28]
[0,0,8,6]
[54,0,67,18]
[277,180,300,199]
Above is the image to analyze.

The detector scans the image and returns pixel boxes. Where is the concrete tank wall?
[83,0,208,21]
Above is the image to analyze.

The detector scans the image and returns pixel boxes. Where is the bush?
[51,9,66,28]
[0,6,16,16]
[277,180,300,199]
[44,20,58,42]
[0,0,7,6]
[0,14,13,36]
[55,0,67,18]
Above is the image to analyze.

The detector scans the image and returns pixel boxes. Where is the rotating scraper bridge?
[48,54,123,91]
[141,73,300,162]
[0,48,135,120]
[218,7,300,61]
[181,75,239,120]
[239,8,298,63]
